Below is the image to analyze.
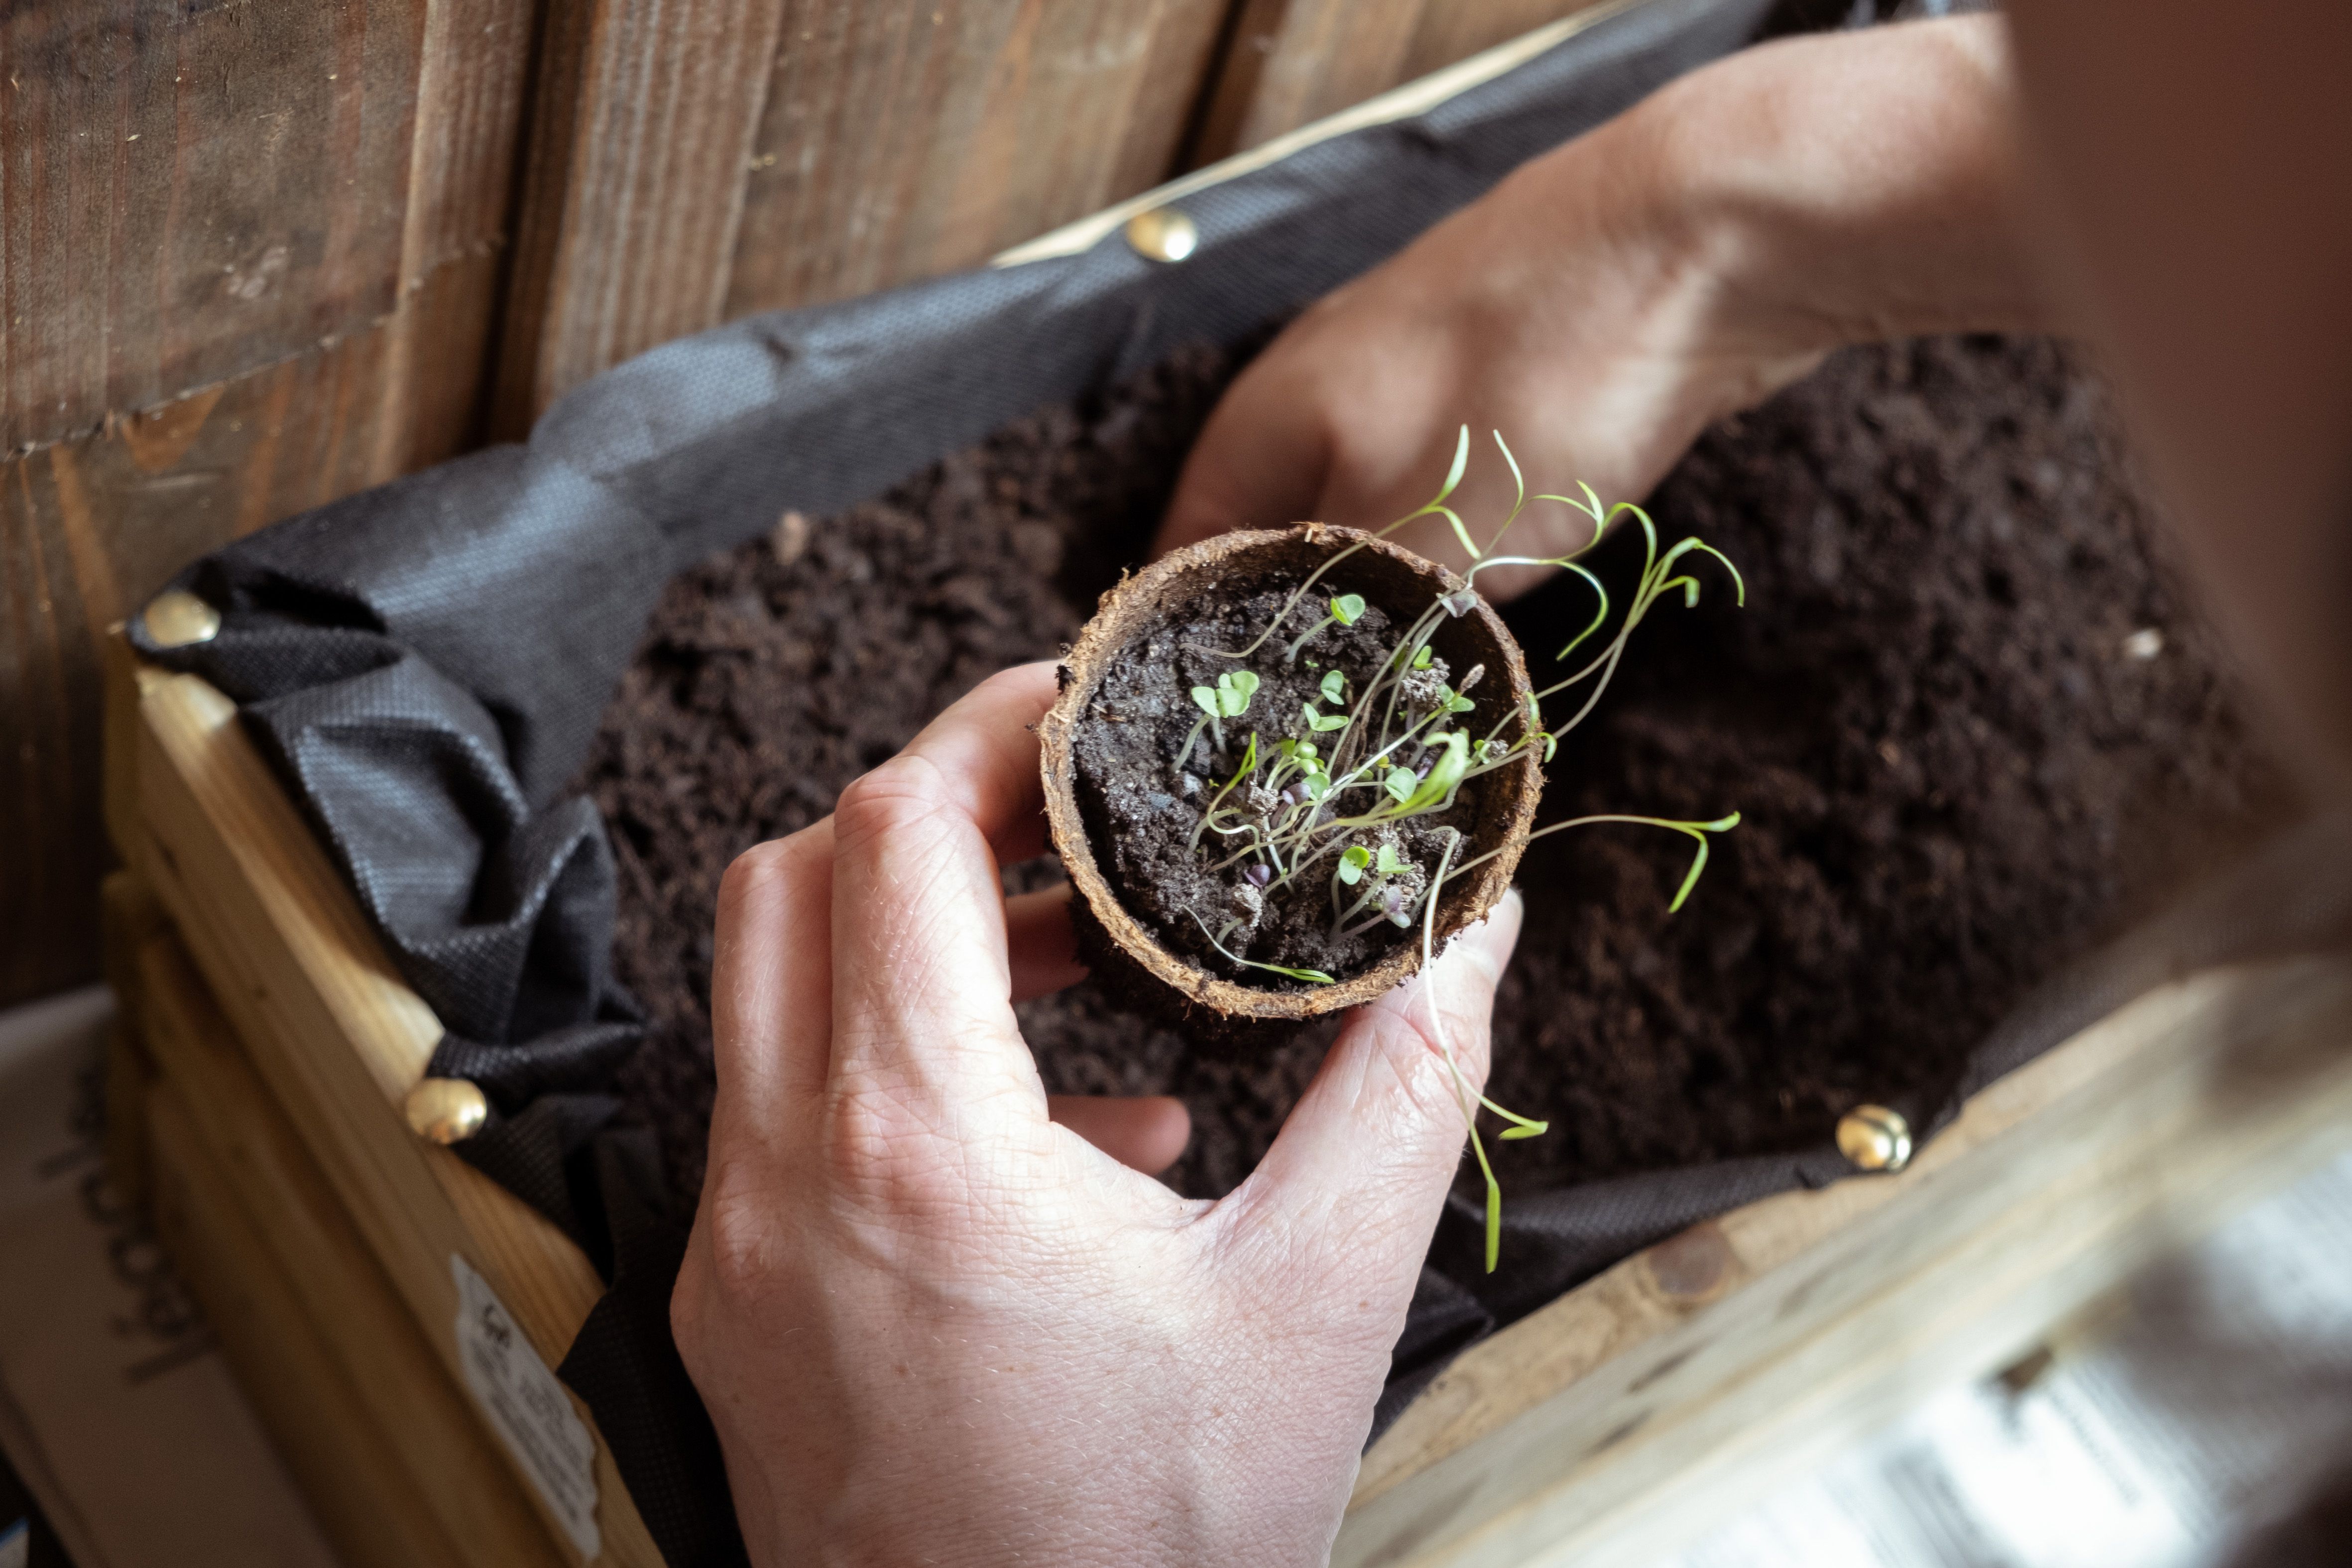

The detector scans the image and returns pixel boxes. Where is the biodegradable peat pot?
[1040,523,1543,1035]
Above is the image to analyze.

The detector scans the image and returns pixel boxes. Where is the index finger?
[825,663,1061,1120]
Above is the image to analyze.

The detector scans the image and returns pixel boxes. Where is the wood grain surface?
[1335,959,2352,1566]
[1186,0,1613,163]
[0,0,534,1010]
[118,655,665,1567]
[489,0,788,431]
[149,1084,466,1568]
[0,0,420,454]
[128,907,573,1568]
[722,0,1231,320]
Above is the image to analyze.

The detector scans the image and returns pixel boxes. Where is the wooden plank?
[147,1080,470,1568]
[123,658,665,1568]
[99,869,169,1209]
[1186,0,1624,166]
[720,0,1232,322]
[0,255,492,1008]
[130,910,572,1568]
[489,0,788,430]
[992,0,1646,268]
[494,0,1234,426]
[0,1,421,453]
[1336,958,2352,1566]
[0,0,533,1011]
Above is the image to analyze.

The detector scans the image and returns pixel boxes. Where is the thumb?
[1235,890,1524,1264]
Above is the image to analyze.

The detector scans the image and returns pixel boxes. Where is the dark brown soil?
[1068,567,1497,989]
[584,334,2293,1208]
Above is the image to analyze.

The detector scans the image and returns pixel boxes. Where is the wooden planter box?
[84,16,2352,1559]
[102,616,2352,1568]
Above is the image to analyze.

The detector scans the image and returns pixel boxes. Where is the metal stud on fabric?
[1123,206,1198,263]
[141,588,223,648]
[1836,1104,1913,1173]
[405,1077,490,1145]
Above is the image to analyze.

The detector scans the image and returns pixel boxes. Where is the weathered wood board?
[1187,0,1622,165]
[124,893,574,1568]
[112,655,661,1568]
[1338,960,2352,1566]
[0,0,536,1010]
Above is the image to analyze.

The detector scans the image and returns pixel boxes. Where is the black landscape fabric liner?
[123,0,2352,1561]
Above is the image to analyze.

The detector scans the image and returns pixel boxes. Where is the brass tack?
[1123,206,1198,264]
[141,588,222,648]
[405,1077,489,1145]
[1837,1103,1912,1173]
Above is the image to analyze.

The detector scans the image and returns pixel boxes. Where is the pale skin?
[673,662,1523,1566]
[1158,17,2052,597]
[678,7,2352,1563]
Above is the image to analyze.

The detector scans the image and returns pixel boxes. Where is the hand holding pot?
[672,661,1523,1567]
[1159,16,2049,599]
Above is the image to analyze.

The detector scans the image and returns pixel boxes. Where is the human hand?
[1160,17,2045,599]
[671,662,1523,1567]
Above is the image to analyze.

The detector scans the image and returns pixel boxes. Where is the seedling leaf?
[1302,703,1350,733]
[1319,669,1345,703]
[1331,593,1366,625]
[1216,669,1261,717]
[1401,732,1471,813]
[1439,425,1470,501]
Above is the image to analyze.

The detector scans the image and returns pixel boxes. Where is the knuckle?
[832,753,951,850]
[716,832,811,917]
[699,1177,791,1312]
[824,1079,952,1203]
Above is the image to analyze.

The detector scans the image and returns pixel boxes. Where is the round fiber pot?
[1039,524,1542,1038]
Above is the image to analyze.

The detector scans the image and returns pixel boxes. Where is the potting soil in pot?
[1066,563,1507,991]
[584,334,2293,1209]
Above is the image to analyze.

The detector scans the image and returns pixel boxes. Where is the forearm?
[1635,16,2054,356]
[1157,15,2057,578]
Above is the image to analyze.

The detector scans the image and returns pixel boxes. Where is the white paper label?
[452,1254,601,1559]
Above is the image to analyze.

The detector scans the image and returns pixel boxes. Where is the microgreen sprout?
[1301,702,1350,733]
[1150,431,1744,1265]
[1182,668,1260,763]
[1283,592,1368,663]
[1186,907,1337,985]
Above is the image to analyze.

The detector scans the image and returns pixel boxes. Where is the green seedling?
[1151,429,1743,1269]
[1284,593,1368,663]
[1186,907,1336,986]
[1301,702,1350,733]
[1181,668,1260,762]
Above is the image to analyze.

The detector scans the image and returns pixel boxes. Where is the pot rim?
[1038,523,1542,1022]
